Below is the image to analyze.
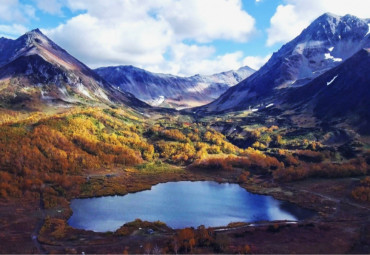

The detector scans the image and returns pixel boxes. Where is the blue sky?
[0,0,368,75]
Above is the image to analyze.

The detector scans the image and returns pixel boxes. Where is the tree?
[172,237,179,254]
[178,228,195,253]
[189,238,196,253]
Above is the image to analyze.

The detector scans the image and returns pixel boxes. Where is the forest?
[1,106,369,203]
[0,105,369,253]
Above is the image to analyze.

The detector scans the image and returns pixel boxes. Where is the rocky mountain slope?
[95,65,255,109]
[285,48,370,134]
[0,29,148,109]
[197,13,370,113]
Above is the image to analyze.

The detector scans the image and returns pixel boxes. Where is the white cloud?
[46,12,171,68]
[166,44,245,76]
[161,0,256,43]
[267,0,370,46]
[34,0,64,15]
[0,0,35,23]
[133,43,247,77]
[0,24,28,38]
[266,5,307,46]
[44,0,256,75]
[242,54,271,70]
[0,0,35,38]
[63,0,255,43]
[0,0,260,76]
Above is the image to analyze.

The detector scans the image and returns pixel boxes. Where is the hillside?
[0,29,148,110]
[285,48,370,134]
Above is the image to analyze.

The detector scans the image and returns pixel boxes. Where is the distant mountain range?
[95,65,254,109]
[196,13,370,113]
[0,28,254,111]
[0,29,147,110]
[0,12,369,134]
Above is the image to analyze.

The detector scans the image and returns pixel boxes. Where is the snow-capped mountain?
[0,29,148,109]
[285,48,370,134]
[95,65,255,109]
[197,13,370,113]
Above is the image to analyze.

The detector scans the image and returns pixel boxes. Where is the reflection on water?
[68,181,313,232]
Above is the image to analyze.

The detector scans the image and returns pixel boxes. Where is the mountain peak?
[309,12,367,31]
[28,28,43,34]
[23,28,47,40]
[0,29,150,109]
[95,64,255,108]
[23,28,49,42]
[197,13,370,113]
[291,12,369,50]
[237,65,255,72]
[319,12,341,20]
[342,13,362,19]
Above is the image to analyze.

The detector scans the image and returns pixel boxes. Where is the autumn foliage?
[190,148,282,174]
[273,158,368,182]
[1,106,369,202]
[0,108,245,199]
[352,177,370,202]
[0,108,152,198]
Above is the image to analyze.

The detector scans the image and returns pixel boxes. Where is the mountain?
[197,13,370,113]
[95,65,255,109]
[0,29,148,109]
[285,48,370,134]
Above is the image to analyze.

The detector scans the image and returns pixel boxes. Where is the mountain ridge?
[0,29,149,109]
[196,13,370,113]
[285,47,370,134]
[95,64,255,109]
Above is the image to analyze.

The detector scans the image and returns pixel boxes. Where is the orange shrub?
[352,186,370,201]
[352,177,370,202]
[190,157,233,171]
[161,129,187,141]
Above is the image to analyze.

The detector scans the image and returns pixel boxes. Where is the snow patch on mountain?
[324,53,342,62]
[95,65,255,108]
[197,13,370,113]
[149,96,165,106]
[327,75,338,86]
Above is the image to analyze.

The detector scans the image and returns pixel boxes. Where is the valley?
[0,104,369,253]
[0,10,369,254]
[95,65,255,109]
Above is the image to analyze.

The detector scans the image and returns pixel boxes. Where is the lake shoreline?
[1,167,369,253]
[68,180,314,232]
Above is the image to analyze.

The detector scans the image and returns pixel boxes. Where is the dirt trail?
[31,192,47,254]
[300,188,370,211]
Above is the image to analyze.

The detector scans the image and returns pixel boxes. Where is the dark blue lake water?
[68,181,313,232]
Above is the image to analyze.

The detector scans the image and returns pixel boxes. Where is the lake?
[68,181,313,232]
